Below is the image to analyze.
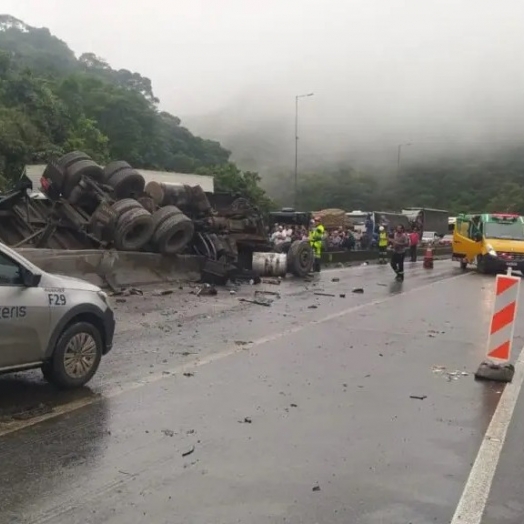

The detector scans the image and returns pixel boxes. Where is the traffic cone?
[423,245,434,269]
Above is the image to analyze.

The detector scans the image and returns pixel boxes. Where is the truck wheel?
[111,198,143,217]
[287,240,314,277]
[42,321,103,389]
[62,159,105,198]
[107,168,145,200]
[153,214,194,254]
[114,207,154,251]
[57,151,91,169]
[151,205,182,231]
[103,161,132,181]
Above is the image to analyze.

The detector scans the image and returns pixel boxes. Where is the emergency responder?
[390,224,409,281]
[309,223,325,272]
[378,226,388,264]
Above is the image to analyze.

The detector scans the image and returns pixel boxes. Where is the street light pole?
[294,92,314,209]
[397,142,412,176]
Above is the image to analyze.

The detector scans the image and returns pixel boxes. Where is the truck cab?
[452,213,524,273]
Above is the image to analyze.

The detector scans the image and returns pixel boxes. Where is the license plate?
[507,262,518,267]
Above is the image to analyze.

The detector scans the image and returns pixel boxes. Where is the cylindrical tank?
[145,181,192,208]
[252,252,287,277]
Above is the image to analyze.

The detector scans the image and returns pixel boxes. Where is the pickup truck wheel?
[42,322,103,389]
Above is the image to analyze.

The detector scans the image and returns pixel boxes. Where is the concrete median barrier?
[17,248,203,289]
[322,246,452,266]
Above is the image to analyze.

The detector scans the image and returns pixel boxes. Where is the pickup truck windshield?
[485,222,524,240]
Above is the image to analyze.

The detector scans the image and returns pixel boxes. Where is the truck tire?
[114,208,154,251]
[287,240,314,277]
[104,161,132,181]
[151,205,182,231]
[107,167,145,200]
[274,241,291,254]
[62,159,105,198]
[153,214,194,255]
[57,151,91,169]
[111,198,143,217]
[42,321,103,389]
[137,196,156,213]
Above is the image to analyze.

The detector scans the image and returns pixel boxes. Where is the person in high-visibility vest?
[378,226,388,264]
[309,223,325,272]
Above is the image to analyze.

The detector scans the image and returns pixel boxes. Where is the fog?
[4,0,524,173]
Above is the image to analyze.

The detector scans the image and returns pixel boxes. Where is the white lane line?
[450,346,524,524]
[0,270,470,437]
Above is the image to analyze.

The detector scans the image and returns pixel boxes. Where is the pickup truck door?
[0,251,50,368]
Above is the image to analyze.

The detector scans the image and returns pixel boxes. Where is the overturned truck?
[0,152,314,282]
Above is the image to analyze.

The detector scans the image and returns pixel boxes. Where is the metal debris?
[352,288,364,293]
[161,429,175,437]
[239,417,252,424]
[182,446,195,457]
[239,297,272,307]
[409,395,427,400]
[314,292,335,297]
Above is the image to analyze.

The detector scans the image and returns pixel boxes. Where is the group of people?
[269,220,421,281]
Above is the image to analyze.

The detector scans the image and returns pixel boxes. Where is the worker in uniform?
[378,226,388,264]
[309,223,325,272]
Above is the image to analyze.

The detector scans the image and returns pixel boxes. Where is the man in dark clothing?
[390,224,409,281]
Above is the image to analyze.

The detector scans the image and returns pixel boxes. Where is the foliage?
[264,150,524,214]
[0,15,271,209]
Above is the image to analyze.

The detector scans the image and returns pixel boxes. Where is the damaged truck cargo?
[0,151,314,282]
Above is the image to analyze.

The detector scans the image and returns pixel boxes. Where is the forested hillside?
[0,14,270,205]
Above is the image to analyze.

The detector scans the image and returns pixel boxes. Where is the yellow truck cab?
[452,213,524,273]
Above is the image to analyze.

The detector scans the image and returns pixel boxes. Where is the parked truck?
[402,208,449,237]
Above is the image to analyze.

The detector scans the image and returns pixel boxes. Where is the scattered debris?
[377,283,387,287]
[262,278,281,285]
[352,288,364,293]
[312,485,321,492]
[239,297,272,307]
[255,290,281,297]
[331,277,340,282]
[314,292,336,297]
[162,429,175,437]
[409,395,427,400]
[153,289,174,296]
[339,293,346,298]
[115,298,127,303]
[182,446,195,457]
[432,366,469,381]
[290,403,298,408]
[183,372,195,377]
[229,290,236,295]
[239,417,252,424]
[475,361,515,383]
[308,305,318,309]
[234,341,249,346]
[196,284,217,297]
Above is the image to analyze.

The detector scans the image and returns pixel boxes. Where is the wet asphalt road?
[0,261,523,523]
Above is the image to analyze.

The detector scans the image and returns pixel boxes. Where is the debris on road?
[153,289,174,296]
[312,485,321,492]
[115,298,127,303]
[239,297,272,307]
[475,361,515,383]
[352,288,364,293]
[262,278,281,285]
[161,429,175,437]
[314,292,335,297]
[183,372,195,377]
[308,305,318,309]
[409,395,427,400]
[339,293,346,298]
[331,277,340,282]
[432,366,469,381]
[182,446,195,457]
[195,284,217,297]
[239,417,252,424]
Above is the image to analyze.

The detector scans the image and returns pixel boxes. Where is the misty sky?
[4,0,524,168]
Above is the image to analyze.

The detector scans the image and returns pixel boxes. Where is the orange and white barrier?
[486,270,521,361]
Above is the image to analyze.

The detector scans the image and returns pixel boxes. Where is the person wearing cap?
[309,222,325,272]
[390,224,409,281]
[378,226,388,264]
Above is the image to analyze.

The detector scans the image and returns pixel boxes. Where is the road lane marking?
[450,346,524,524]
[0,270,470,437]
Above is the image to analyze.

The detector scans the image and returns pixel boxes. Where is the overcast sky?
[3,0,524,168]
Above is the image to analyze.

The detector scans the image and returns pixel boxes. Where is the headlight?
[486,244,497,257]
[97,290,109,304]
